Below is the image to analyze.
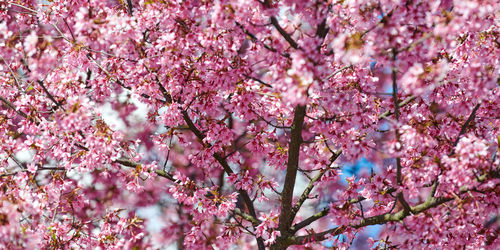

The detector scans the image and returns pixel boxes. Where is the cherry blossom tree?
[0,0,499,249]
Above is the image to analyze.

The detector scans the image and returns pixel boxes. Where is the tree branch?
[325,64,353,80]
[378,95,417,120]
[262,0,299,50]
[37,80,65,111]
[290,172,494,245]
[114,157,177,183]
[288,95,417,233]
[429,103,481,198]
[1,166,66,178]
[126,0,133,15]
[116,157,262,231]
[234,208,261,226]
[180,110,265,249]
[86,53,160,102]
[290,149,341,223]
[235,21,281,56]
[181,110,256,214]
[269,16,299,49]
[391,50,403,186]
[0,96,28,119]
[451,103,481,153]
[290,207,329,233]
[278,105,306,235]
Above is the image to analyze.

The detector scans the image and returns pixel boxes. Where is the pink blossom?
[0,0,498,249]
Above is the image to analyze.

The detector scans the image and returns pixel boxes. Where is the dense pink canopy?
[0,0,498,249]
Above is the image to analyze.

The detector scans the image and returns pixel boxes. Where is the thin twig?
[37,80,65,111]
[325,64,353,80]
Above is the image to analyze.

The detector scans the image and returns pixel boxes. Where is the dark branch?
[262,0,299,50]
[180,110,265,249]
[116,157,262,231]
[429,103,481,198]
[37,80,65,111]
[126,0,133,15]
[451,103,481,153]
[0,96,28,119]
[391,50,403,186]
[278,105,306,235]
[269,16,299,49]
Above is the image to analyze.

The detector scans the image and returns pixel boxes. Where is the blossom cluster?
[0,0,498,249]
